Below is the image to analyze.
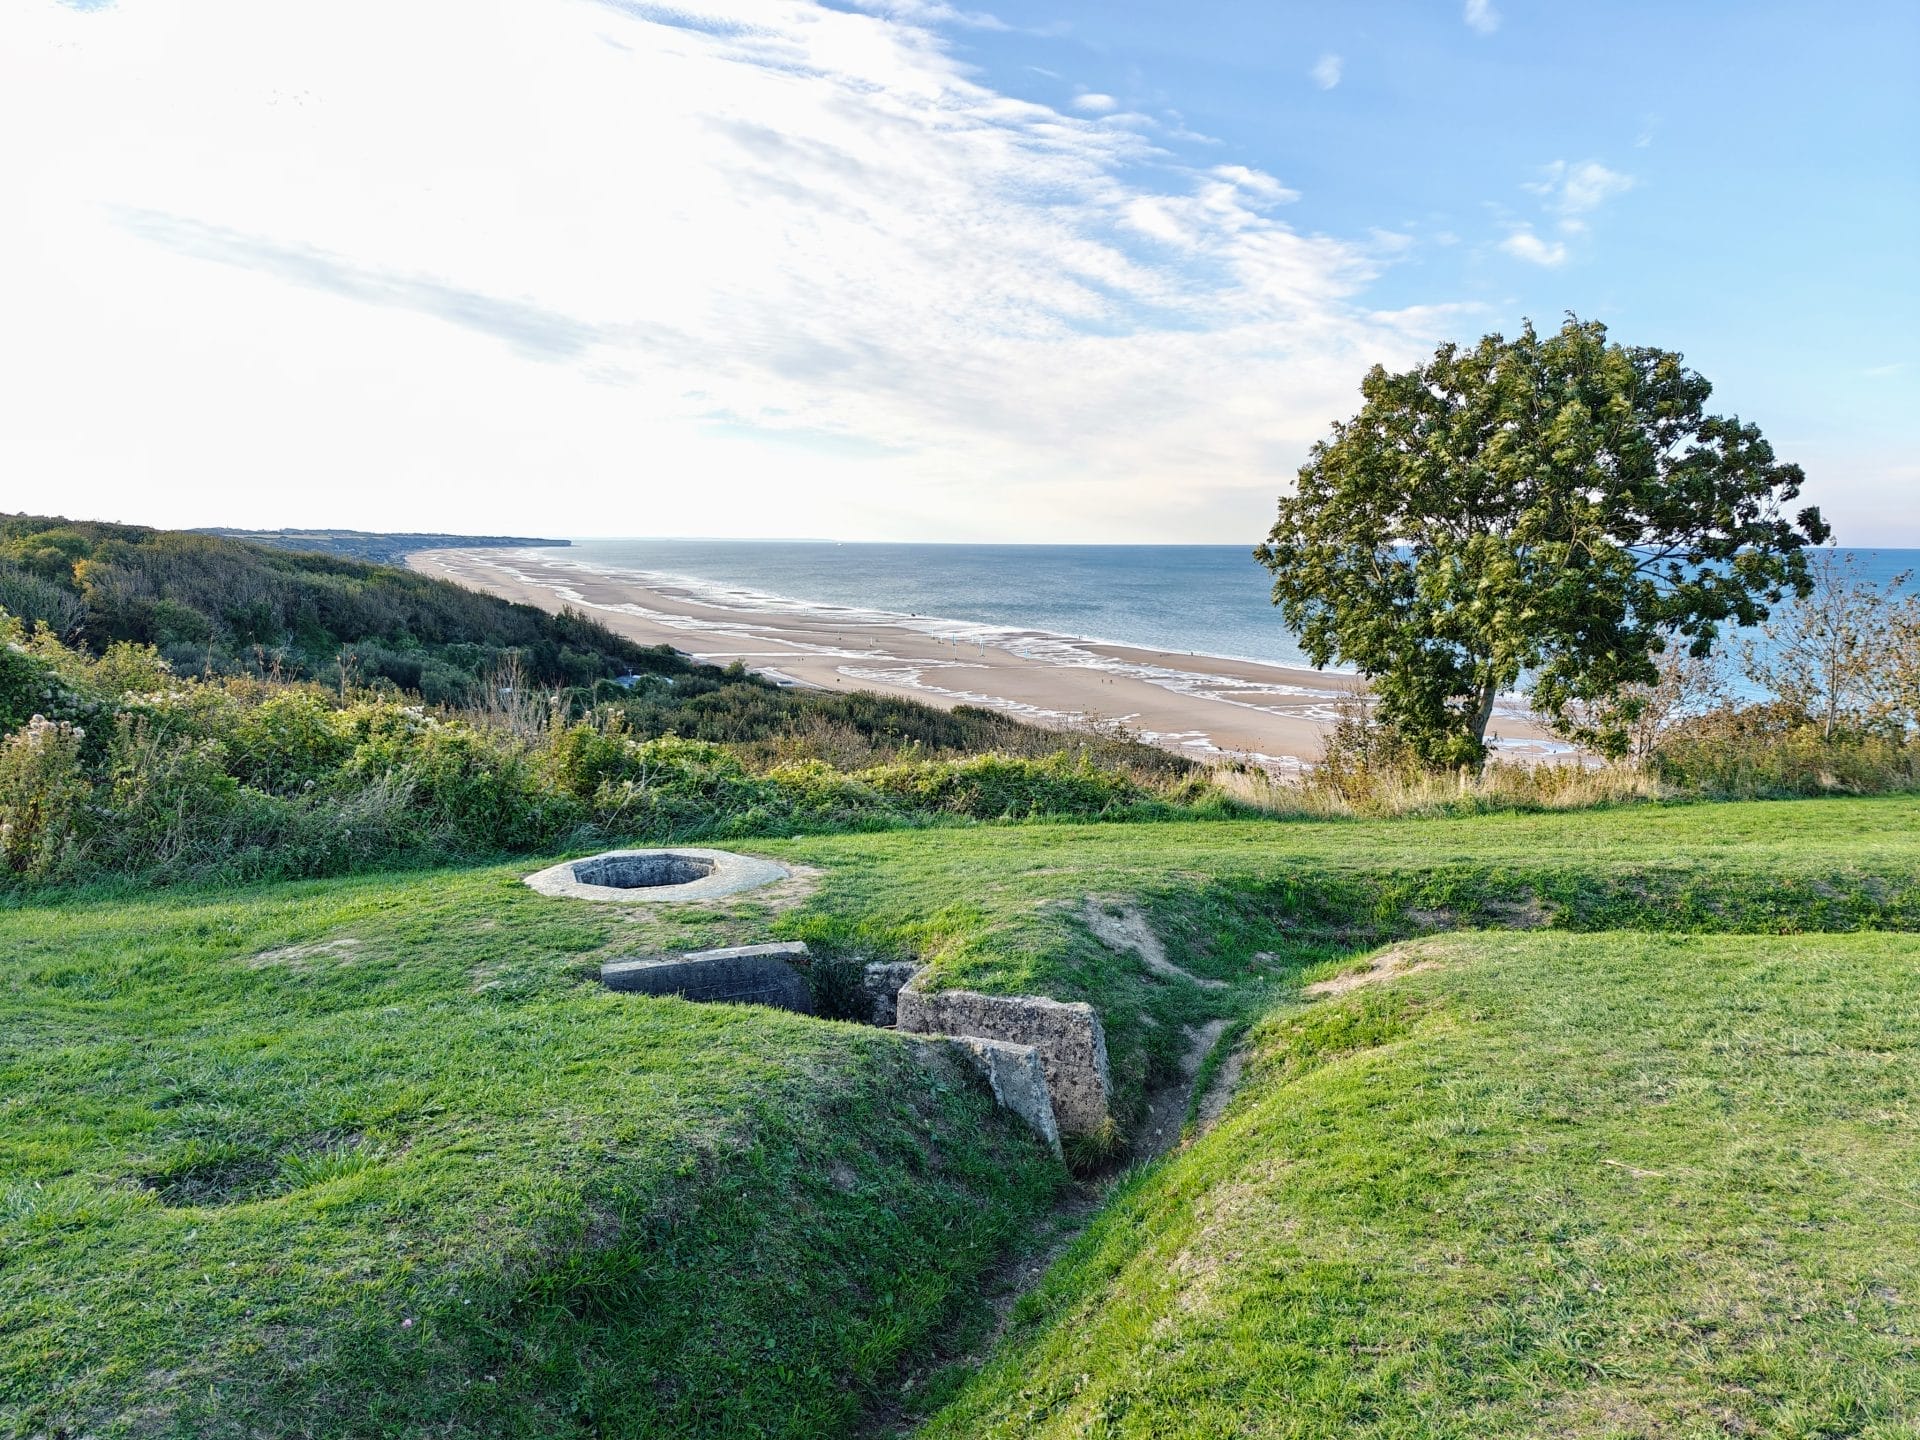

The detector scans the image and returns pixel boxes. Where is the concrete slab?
[525,848,788,904]
[601,944,812,1013]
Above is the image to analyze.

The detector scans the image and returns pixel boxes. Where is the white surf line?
[462,553,911,663]
[497,550,1361,703]
[449,549,1562,759]
[835,667,1311,771]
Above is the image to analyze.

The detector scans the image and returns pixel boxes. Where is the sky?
[3,0,1916,545]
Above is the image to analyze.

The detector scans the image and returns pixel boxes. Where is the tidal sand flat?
[410,547,1568,767]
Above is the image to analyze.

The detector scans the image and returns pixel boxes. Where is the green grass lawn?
[0,871,1062,1437]
[922,929,1920,1438]
[3,796,1917,1436]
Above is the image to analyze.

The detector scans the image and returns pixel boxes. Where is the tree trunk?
[1469,669,1501,759]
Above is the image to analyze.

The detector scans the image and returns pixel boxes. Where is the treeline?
[0,513,679,702]
[190,528,570,565]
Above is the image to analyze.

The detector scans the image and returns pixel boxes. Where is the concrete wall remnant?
[896,982,1112,1135]
[860,961,923,1027]
[596,939,1088,1160]
[601,941,813,1013]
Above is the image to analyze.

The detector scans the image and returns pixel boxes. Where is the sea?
[550,540,1916,680]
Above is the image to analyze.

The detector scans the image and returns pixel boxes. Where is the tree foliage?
[1256,316,1829,766]
[1739,549,1917,739]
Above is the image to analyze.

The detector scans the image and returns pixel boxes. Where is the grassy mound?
[0,871,1060,1437]
[923,928,1920,1437]
[4,795,1917,1436]
[772,797,1920,1131]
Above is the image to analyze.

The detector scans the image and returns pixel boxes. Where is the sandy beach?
[410,548,1569,769]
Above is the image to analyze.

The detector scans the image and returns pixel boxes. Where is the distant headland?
[192,528,569,565]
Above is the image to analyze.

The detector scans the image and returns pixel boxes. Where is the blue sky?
[3,0,1914,542]
[949,0,1920,507]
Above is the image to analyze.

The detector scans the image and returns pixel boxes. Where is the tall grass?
[1215,753,1661,819]
[1211,694,1917,818]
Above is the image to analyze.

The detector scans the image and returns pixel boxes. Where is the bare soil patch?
[1083,899,1226,989]
[1304,943,1443,998]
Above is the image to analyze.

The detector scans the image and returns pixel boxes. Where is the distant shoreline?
[195,528,571,566]
[409,546,1571,769]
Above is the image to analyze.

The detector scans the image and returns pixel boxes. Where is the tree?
[1548,643,1726,764]
[1740,549,1916,738]
[1255,315,1829,767]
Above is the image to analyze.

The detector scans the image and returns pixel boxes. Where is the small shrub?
[99,716,243,872]
[865,752,1141,819]
[1652,704,1920,798]
[1061,1116,1127,1176]
[0,715,90,880]
[1302,698,1423,809]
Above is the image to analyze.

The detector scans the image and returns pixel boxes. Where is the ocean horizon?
[543,539,1917,683]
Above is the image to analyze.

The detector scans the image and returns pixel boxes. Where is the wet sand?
[409,547,1566,769]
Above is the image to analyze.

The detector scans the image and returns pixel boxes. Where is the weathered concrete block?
[601,941,812,1013]
[860,961,923,1026]
[906,1035,1061,1157]
[896,984,1111,1134]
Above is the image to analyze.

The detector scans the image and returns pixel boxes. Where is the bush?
[0,715,90,880]
[1652,704,1920,798]
[228,690,357,795]
[98,717,244,873]
[346,714,578,853]
[864,751,1142,819]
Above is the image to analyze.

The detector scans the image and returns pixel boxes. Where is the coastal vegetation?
[189,528,573,566]
[0,516,1194,889]
[0,513,667,700]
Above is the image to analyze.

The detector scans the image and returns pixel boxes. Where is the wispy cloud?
[1522,158,1635,237]
[3,0,1450,541]
[113,208,626,361]
[844,0,1008,31]
[1310,53,1342,90]
[1211,165,1299,205]
[1494,157,1633,262]
[1499,228,1568,267]
[1072,91,1117,113]
[1464,0,1499,35]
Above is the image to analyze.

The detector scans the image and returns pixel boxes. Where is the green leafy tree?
[1256,315,1829,766]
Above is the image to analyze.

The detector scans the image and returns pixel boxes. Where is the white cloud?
[846,0,1009,30]
[1464,0,1500,34]
[1500,228,1569,267]
[1072,91,1118,112]
[1310,53,1342,90]
[0,0,1450,542]
[1520,158,1635,238]
[1210,165,1300,205]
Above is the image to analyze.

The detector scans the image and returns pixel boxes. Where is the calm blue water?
[554,540,1916,675]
